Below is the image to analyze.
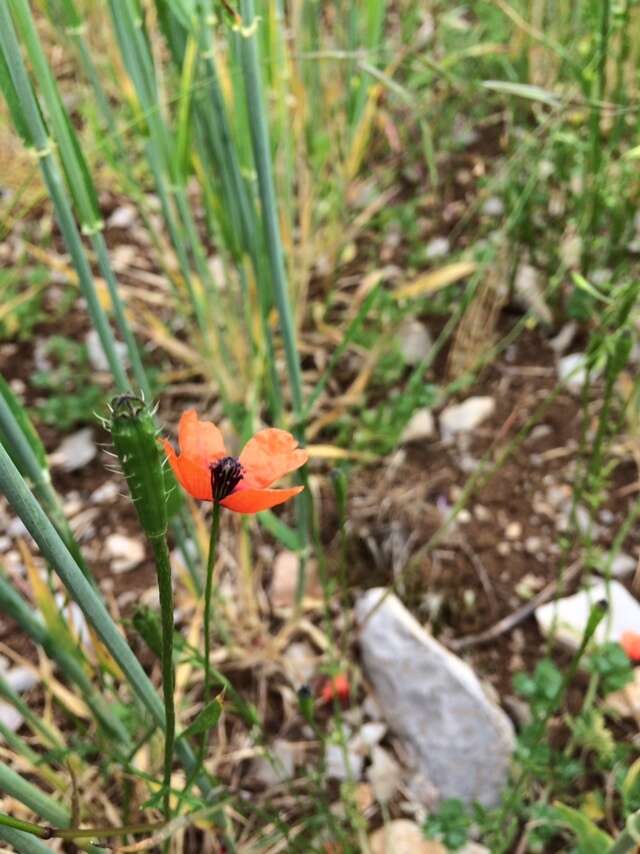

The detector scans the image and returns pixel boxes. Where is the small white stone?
[7,517,28,539]
[474,505,491,522]
[282,641,316,686]
[0,704,23,732]
[557,353,589,394]
[367,745,402,803]
[107,205,136,229]
[549,322,577,354]
[352,721,387,752]
[506,522,522,540]
[524,536,543,555]
[90,481,120,504]
[439,397,495,440]
[325,742,363,781]
[515,264,551,324]
[2,666,37,693]
[536,580,640,649]
[270,551,300,609]
[607,553,637,577]
[49,428,96,472]
[425,237,450,259]
[399,321,433,366]
[105,533,145,573]
[85,330,128,373]
[401,409,435,444]
[482,197,504,217]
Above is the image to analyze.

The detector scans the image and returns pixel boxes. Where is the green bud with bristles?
[109,395,167,540]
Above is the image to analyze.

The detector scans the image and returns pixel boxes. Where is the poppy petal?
[178,410,226,466]
[161,438,213,501]
[239,428,308,489]
[220,485,303,514]
[621,630,640,662]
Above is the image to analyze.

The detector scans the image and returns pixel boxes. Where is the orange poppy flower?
[162,410,308,514]
[621,630,640,662]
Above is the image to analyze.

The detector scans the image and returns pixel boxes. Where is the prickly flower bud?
[109,395,167,540]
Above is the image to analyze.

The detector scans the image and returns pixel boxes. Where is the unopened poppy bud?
[297,685,315,723]
[109,395,168,540]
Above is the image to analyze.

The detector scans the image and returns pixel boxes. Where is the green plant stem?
[150,536,176,827]
[203,502,221,725]
[0,810,164,841]
[237,0,304,417]
[608,810,640,853]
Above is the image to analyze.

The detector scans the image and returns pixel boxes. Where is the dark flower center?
[210,456,244,502]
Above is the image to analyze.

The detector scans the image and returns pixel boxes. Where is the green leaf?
[482,80,561,107]
[549,803,613,852]
[179,697,223,741]
[0,375,47,473]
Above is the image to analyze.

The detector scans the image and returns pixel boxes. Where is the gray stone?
[425,237,450,259]
[401,409,435,443]
[86,330,128,373]
[398,320,433,366]
[608,553,637,577]
[440,396,495,440]
[557,353,590,394]
[105,533,145,573]
[514,264,551,324]
[356,589,515,806]
[49,428,96,471]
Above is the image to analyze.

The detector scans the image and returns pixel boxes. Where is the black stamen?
[210,456,244,502]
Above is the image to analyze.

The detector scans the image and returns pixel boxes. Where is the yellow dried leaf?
[394,260,477,300]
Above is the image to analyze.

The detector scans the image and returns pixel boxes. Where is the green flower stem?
[0,442,210,798]
[150,536,176,826]
[203,502,221,724]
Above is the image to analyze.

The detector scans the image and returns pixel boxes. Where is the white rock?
[536,580,640,649]
[350,721,387,756]
[482,197,504,217]
[549,322,577,354]
[399,321,433,366]
[270,550,299,609]
[515,264,552,324]
[282,640,316,686]
[401,409,435,444]
[607,553,637,577]
[107,205,136,229]
[0,704,24,733]
[605,667,640,718]
[251,739,300,786]
[90,481,120,504]
[105,533,145,573]
[4,667,37,693]
[557,353,589,394]
[86,330,128,373]
[54,595,91,645]
[367,744,402,803]
[356,589,515,806]
[369,819,444,854]
[425,237,450,259]
[358,721,387,748]
[49,429,96,472]
[506,522,522,540]
[325,742,363,781]
[440,397,495,440]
